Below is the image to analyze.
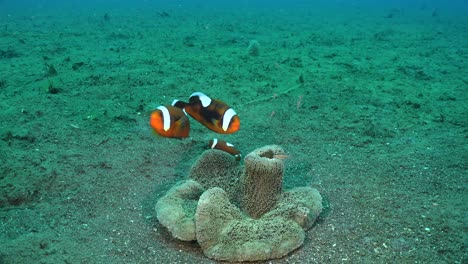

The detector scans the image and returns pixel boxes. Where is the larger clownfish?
[150,102,190,139]
[174,92,240,134]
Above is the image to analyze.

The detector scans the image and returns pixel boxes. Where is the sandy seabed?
[0,6,466,264]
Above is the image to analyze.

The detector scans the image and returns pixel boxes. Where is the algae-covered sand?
[0,5,466,264]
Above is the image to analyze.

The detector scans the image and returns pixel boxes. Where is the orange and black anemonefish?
[173,92,240,134]
[208,138,242,160]
[149,101,190,139]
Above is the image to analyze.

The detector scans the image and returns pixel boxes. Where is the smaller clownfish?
[174,92,240,134]
[150,102,190,139]
[208,138,241,160]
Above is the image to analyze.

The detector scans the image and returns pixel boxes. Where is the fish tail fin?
[172,99,187,109]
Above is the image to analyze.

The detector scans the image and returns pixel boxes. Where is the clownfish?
[150,103,190,139]
[174,92,240,134]
[208,138,241,160]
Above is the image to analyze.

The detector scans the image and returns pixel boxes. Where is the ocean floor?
[0,6,466,264]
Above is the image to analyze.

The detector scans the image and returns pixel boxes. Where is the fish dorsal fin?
[190,92,211,107]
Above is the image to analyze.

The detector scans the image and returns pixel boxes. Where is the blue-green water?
[0,1,466,263]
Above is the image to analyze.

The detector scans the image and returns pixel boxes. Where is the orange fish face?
[150,105,190,138]
[185,92,240,134]
[224,114,240,134]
